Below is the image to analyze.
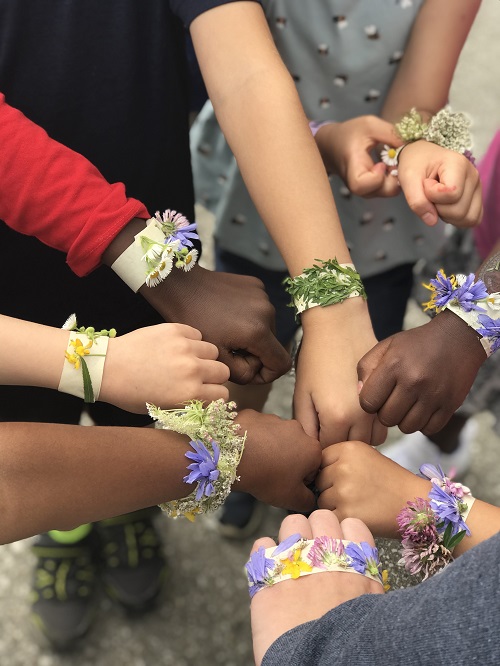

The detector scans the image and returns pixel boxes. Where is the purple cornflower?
[245,547,275,598]
[477,314,500,353]
[420,463,471,499]
[272,533,301,557]
[452,274,488,312]
[183,439,220,500]
[423,270,458,311]
[428,484,471,536]
[307,536,346,569]
[345,542,381,578]
[155,209,199,249]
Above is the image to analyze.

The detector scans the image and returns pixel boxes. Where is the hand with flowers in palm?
[314,115,403,197]
[249,510,384,666]
[357,308,486,435]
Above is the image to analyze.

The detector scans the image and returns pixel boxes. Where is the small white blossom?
[62,313,77,330]
[181,248,199,272]
[380,145,399,167]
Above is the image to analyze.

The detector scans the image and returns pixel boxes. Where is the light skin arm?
[0,314,231,411]
[316,440,500,556]
[190,2,384,446]
[0,410,321,545]
[383,0,482,227]
[315,0,482,226]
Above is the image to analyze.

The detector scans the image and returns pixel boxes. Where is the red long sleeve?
[0,94,149,276]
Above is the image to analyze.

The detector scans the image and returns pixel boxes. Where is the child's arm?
[189,2,382,446]
[357,241,500,435]
[382,0,482,228]
[316,440,500,556]
[0,314,230,411]
[0,410,321,544]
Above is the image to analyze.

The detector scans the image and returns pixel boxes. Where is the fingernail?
[358,381,363,394]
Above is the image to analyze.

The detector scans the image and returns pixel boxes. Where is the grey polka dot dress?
[190,0,444,278]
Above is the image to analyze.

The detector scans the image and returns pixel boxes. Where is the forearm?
[381,0,481,123]
[0,94,148,276]
[191,3,351,277]
[0,422,192,543]
[0,315,68,389]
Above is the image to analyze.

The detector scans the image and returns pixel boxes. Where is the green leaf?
[80,358,95,403]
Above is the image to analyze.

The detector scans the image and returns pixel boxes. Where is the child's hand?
[234,409,322,514]
[316,441,430,538]
[294,299,388,448]
[250,511,383,666]
[100,322,231,412]
[357,310,487,435]
[398,140,482,228]
[315,116,403,197]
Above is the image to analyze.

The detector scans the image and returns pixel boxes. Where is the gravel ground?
[1,3,500,664]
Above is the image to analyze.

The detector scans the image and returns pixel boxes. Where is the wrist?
[102,217,148,266]
[430,310,486,363]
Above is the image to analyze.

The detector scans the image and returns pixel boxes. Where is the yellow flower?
[280,548,313,579]
[382,569,390,592]
[65,338,93,370]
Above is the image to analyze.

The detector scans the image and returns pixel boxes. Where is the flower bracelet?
[283,258,366,316]
[58,314,116,403]
[381,106,475,176]
[147,399,246,522]
[423,269,500,357]
[246,533,388,598]
[397,464,475,580]
[111,209,199,292]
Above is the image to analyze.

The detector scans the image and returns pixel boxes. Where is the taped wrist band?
[58,331,109,402]
[245,534,386,598]
[283,258,366,315]
[381,106,476,176]
[111,209,199,292]
[111,219,165,291]
[423,270,500,358]
[147,399,246,522]
[398,463,475,580]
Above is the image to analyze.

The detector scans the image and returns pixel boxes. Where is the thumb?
[219,349,262,385]
[346,152,386,196]
[423,176,460,205]
[356,337,392,390]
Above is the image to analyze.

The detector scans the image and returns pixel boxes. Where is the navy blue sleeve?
[169,0,261,27]
[262,533,500,666]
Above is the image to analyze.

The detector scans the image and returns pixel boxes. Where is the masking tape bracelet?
[245,534,388,598]
[423,270,500,358]
[147,399,246,522]
[58,314,115,403]
[397,463,475,580]
[283,258,366,316]
[381,107,476,175]
[111,210,199,292]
